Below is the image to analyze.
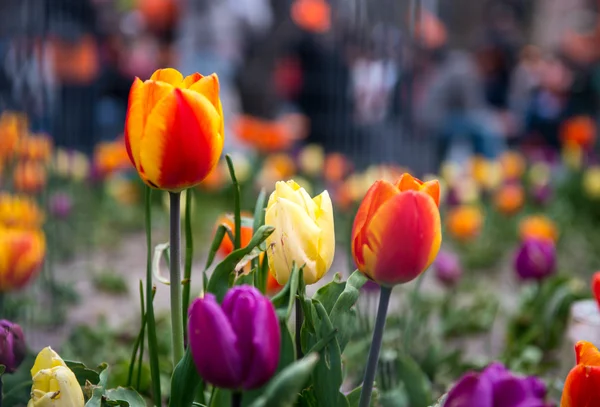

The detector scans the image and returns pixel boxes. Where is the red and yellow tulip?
[0,193,45,230]
[15,134,53,163]
[560,115,596,150]
[13,161,47,194]
[351,173,441,286]
[93,140,131,179]
[0,228,45,292]
[561,341,600,407]
[0,111,28,159]
[124,68,224,191]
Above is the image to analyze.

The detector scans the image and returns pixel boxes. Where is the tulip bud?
[188,286,280,390]
[0,320,26,373]
[494,183,525,216]
[514,238,556,281]
[0,228,46,292]
[561,341,600,407]
[265,180,335,285]
[125,68,224,191]
[446,205,484,242]
[28,347,85,407]
[49,193,73,220]
[351,174,441,286]
[433,251,462,288]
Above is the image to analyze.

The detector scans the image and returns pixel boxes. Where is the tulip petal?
[182,73,203,88]
[444,372,493,407]
[365,190,441,285]
[420,180,441,207]
[188,73,221,110]
[560,365,600,407]
[266,197,321,284]
[30,347,66,377]
[351,180,399,268]
[313,190,335,275]
[150,68,184,85]
[270,181,318,219]
[575,341,600,366]
[140,88,222,190]
[124,79,173,174]
[188,295,242,388]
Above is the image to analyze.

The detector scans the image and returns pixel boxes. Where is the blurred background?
[2,0,600,405]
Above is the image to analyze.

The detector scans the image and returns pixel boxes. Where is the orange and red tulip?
[324,153,351,184]
[0,193,45,230]
[593,272,600,310]
[0,111,28,159]
[15,134,53,163]
[500,150,526,181]
[93,140,131,180]
[494,183,525,216]
[291,0,331,34]
[519,215,558,243]
[351,173,441,286]
[13,161,46,194]
[0,228,45,292]
[560,116,596,150]
[446,205,484,242]
[124,68,224,191]
[561,341,600,407]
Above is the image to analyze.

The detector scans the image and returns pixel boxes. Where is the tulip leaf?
[329,270,367,352]
[152,242,171,285]
[226,155,242,250]
[207,225,275,302]
[204,225,228,271]
[247,353,319,407]
[65,360,101,386]
[105,388,146,407]
[0,364,4,375]
[169,347,202,407]
[253,188,267,233]
[313,274,347,314]
[346,386,379,407]
[85,363,111,407]
[271,265,302,320]
[395,353,432,407]
[210,388,231,407]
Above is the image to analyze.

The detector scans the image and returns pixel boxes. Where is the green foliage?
[92,269,129,295]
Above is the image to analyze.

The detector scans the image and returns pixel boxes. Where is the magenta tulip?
[514,238,556,281]
[0,319,26,373]
[188,285,280,390]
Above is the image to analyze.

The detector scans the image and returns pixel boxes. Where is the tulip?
[583,166,600,199]
[28,347,84,407]
[592,272,600,310]
[265,180,335,285]
[0,319,26,373]
[445,362,549,407]
[291,0,331,34]
[188,285,280,390]
[0,193,45,230]
[500,151,526,181]
[0,228,46,292]
[560,115,596,150]
[16,134,53,163]
[561,341,600,407]
[92,140,130,180]
[0,111,27,159]
[351,173,441,286]
[216,213,254,258]
[233,114,306,153]
[514,238,556,281]
[494,183,525,216]
[324,153,352,184]
[446,205,484,242]
[124,68,224,191]
[298,144,325,177]
[256,154,297,191]
[433,251,462,288]
[49,193,73,220]
[519,215,558,243]
[13,161,47,194]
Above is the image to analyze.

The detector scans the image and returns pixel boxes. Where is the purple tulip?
[188,285,280,390]
[514,238,556,281]
[433,251,462,288]
[49,192,73,220]
[531,184,552,207]
[444,362,549,407]
[0,320,26,373]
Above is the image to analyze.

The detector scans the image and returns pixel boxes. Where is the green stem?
[145,187,162,406]
[231,392,242,407]
[182,189,194,339]
[169,192,185,365]
[127,281,146,388]
[225,155,241,250]
[295,296,304,360]
[359,286,392,407]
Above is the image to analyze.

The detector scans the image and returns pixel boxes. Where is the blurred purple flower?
[433,250,462,288]
[188,285,280,390]
[514,238,556,281]
[531,184,552,207]
[0,319,26,373]
[49,192,73,220]
[444,362,550,407]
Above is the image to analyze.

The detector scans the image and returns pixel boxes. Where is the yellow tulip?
[265,180,335,285]
[28,347,84,407]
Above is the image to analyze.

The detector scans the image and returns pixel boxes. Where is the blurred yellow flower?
[562,145,583,170]
[298,144,325,177]
[529,162,551,186]
[499,150,526,181]
[583,166,600,199]
[470,156,502,190]
[0,193,45,229]
[16,134,53,163]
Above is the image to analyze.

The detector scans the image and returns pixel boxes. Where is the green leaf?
[226,155,242,250]
[313,274,346,314]
[271,266,301,320]
[253,188,267,233]
[346,386,380,407]
[429,394,447,407]
[207,225,274,302]
[329,271,367,352]
[85,364,110,407]
[204,225,228,271]
[105,388,146,407]
[169,348,202,407]
[65,360,101,386]
[0,364,5,375]
[396,353,432,407]
[247,353,319,407]
[210,388,231,407]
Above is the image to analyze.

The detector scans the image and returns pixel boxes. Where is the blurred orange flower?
[291,0,331,34]
[93,140,130,179]
[560,116,596,149]
[13,161,47,194]
[499,151,526,181]
[15,134,53,162]
[446,205,484,242]
[257,154,297,190]
[233,114,307,152]
[0,193,45,230]
[494,183,525,216]
[0,227,46,292]
[0,111,28,159]
[324,153,351,184]
[198,162,226,192]
[519,215,558,243]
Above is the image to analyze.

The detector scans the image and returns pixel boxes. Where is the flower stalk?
[359,285,392,407]
[169,191,184,365]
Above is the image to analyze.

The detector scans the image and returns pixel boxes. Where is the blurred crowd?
[1,0,600,173]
